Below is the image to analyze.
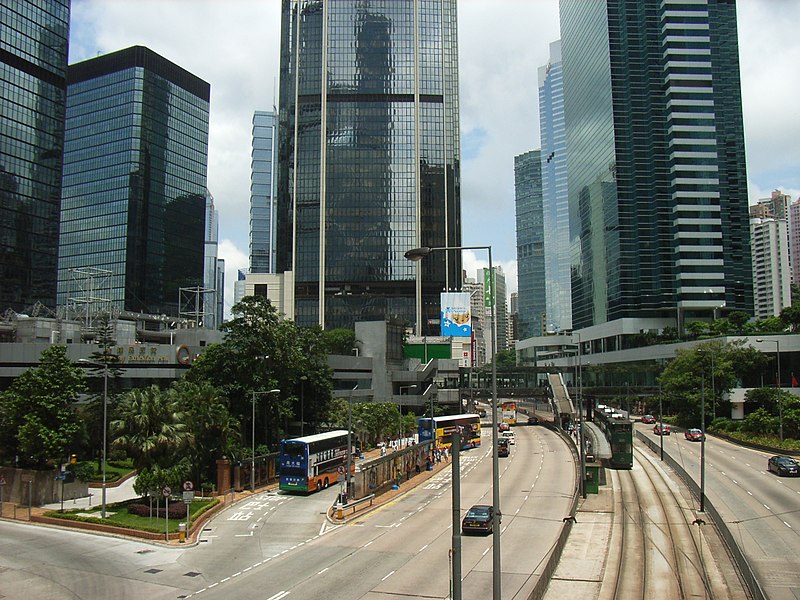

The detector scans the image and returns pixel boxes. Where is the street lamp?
[405,244,501,600]
[756,338,783,442]
[700,374,706,512]
[79,357,111,519]
[251,389,280,492]
[300,376,308,437]
[571,333,586,499]
[346,384,358,499]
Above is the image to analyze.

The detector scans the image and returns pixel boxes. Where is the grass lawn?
[45,497,218,533]
[82,459,136,484]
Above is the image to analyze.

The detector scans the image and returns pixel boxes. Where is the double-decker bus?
[501,401,517,425]
[418,414,481,449]
[279,430,351,493]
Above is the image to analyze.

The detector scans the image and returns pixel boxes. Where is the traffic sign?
[182,480,194,491]
[183,491,194,504]
[337,465,346,474]
[0,477,6,485]
[162,486,172,497]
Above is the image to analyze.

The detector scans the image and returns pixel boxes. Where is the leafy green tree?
[727,311,751,334]
[494,350,517,369]
[658,340,766,427]
[320,327,356,355]
[754,316,785,334]
[741,407,776,435]
[169,379,239,485]
[111,385,193,471]
[186,295,333,450]
[781,304,800,333]
[685,320,707,339]
[0,346,86,468]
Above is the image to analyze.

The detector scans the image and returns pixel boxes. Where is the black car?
[461,504,495,534]
[497,437,510,457]
[768,455,800,476]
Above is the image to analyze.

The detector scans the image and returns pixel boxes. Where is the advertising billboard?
[440,292,472,337]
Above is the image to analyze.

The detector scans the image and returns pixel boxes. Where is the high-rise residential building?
[250,110,278,274]
[538,39,571,333]
[750,217,791,319]
[789,198,800,285]
[463,275,485,366]
[57,46,210,318]
[514,150,545,340]
[509,291,519,344]
[753,189,791,221]
[560,0,752,333]
[276,0,461,333]
[1,0,70,313]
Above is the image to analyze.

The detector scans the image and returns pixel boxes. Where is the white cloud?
[67,0,800,317]
[218,238,248,318]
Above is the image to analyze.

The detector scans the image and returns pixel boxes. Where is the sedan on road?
[768,455,800,476]
[641,414,656,424]
[461,504,495,535]
[684,428,704,442]
[653,423,671,435]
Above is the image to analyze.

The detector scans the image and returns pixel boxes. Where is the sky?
[68,0,800,318]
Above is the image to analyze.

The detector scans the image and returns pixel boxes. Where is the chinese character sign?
[484,268,495,309]
[441,292,472,337]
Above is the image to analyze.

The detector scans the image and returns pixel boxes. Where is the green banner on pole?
[484,268,495,308]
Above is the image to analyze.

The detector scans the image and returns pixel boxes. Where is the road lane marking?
[382,571,395,581]
[318,568,329,575]
[419,544,428,552]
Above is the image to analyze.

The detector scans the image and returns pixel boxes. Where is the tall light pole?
[346,384,358,499]
[251,389,280,492]
[700,374,706,512]
[79,358,111,519]
[405,244,501,599]
[300,376,308,437]
[757,338,783,442]
[572,333,586,499]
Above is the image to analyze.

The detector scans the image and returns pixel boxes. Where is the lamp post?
[300,376,307,437]
[346,384,358,499]
[572,333,586,499]
[405,244,501,600]
[757,338,783,442]
[700,374,706,512]
[80,358,110,519]
[251,389,280,492]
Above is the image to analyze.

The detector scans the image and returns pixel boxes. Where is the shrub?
[127,502,187,519]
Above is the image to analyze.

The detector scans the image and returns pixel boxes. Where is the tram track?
[605,444,732,600]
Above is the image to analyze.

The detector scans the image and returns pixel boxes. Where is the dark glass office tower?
[0,0,70,313]
[560,0,752,330]
[277,0,461,333]
[57,46,210,317]
[514,150,545,339]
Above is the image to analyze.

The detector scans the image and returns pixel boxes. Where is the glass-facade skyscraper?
[538,40,571,333]
[57,46,210,318]
[560,0,752,330]
[250,110,277,274]
[514,150,545,339]
[1,0,70,314]
[277,0,461,333]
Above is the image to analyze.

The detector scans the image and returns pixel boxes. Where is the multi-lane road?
[0,423,575,600]
[636,423,800,600]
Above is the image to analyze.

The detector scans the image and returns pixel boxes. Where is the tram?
[593,405,633,469]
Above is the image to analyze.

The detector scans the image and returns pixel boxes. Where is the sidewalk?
[40,473,139,512]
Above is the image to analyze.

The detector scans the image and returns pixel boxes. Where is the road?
[637,423,800,599]
[0,423,575,600]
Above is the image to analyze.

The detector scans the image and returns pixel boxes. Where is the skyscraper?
[750,217,790,320]
[276,0,461,333]
[57,46,210,318]
[204,190,223,329]
[250,110,278,274]
[560,0,752,331]
[514,150,545,339]
[538,39,571,333]
[1,0,70,313]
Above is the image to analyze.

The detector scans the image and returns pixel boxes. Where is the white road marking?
[382,571,395,581]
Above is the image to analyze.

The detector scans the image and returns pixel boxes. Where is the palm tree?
[111,385,193,471]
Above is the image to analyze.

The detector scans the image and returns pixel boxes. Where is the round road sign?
[337,465,346,474]
[162,486,172,497]
[183,480,194,491]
